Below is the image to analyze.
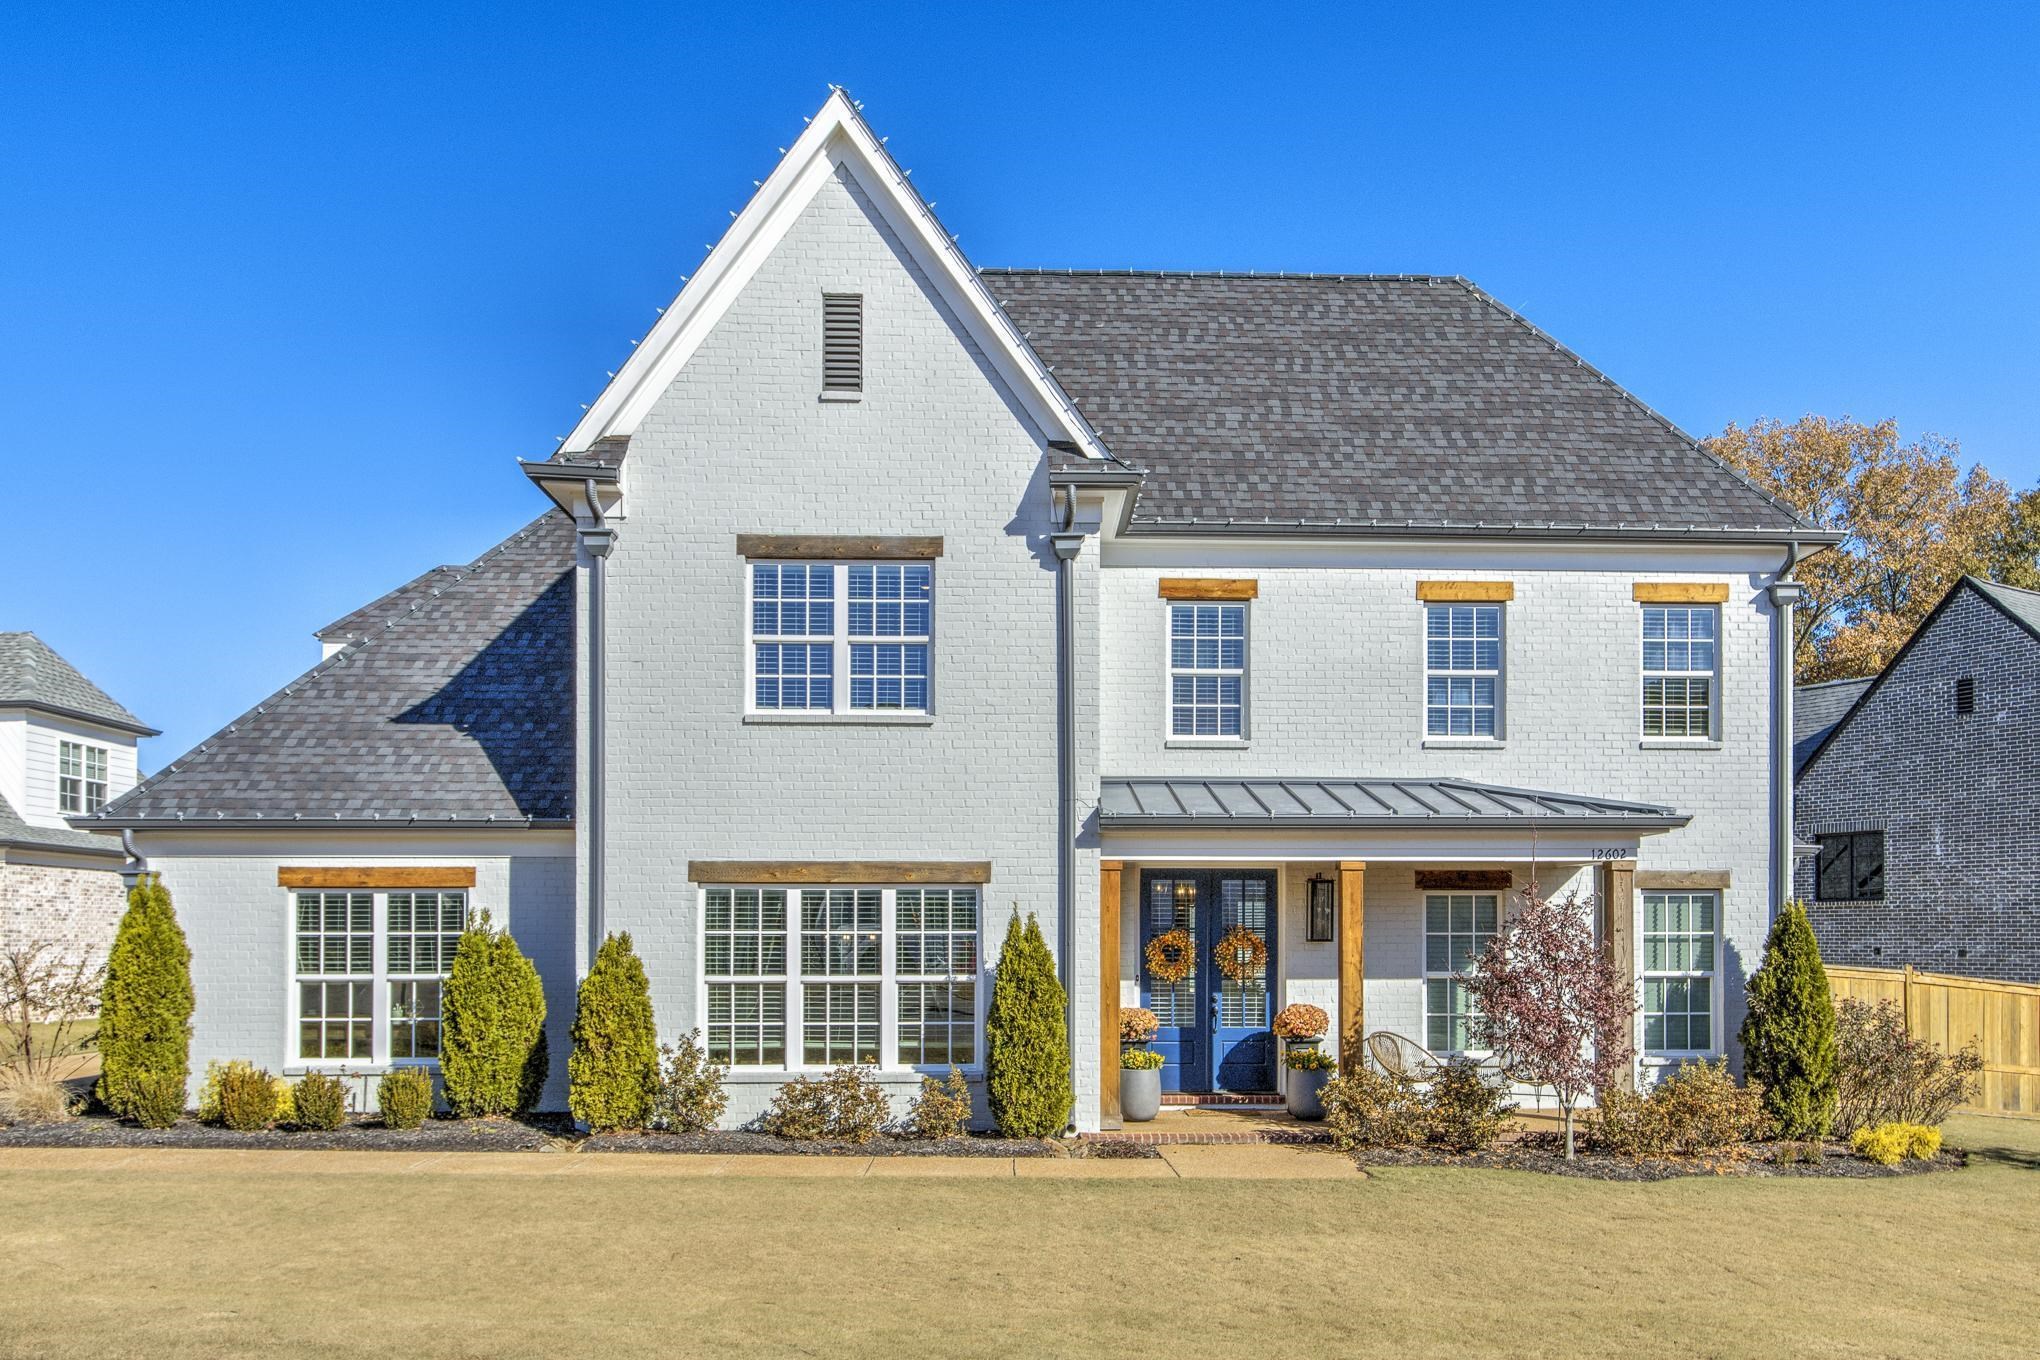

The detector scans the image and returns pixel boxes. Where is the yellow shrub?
[1904,1123,1942,1160]
[1851,1121,1940,1165]
[198,1060,295,1127]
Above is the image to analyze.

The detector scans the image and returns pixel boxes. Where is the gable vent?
[822,292,863,394]
[1956,676,1975,715]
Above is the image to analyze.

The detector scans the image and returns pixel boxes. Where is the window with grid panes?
[295,891,374,1060]
[1642,892,1718,1054]
[703,887,788,1065]
[1641,605,1718,737]
[387,891,464,1060]
[1424,605,1502,737]
[896,888,978,1065]
[750,563,835,711]
[801,888,880,1064]
[1167,602,1245,737]
[848,565,931,711]
[57,741,108,814]
[1424,893,1499,1052]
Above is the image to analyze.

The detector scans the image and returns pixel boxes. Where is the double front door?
[1139,869,1277,1093]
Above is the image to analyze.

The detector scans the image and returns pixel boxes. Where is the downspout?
[1049,487,1085,1131]
[1765,549,1809,913]
[120,828,146,891]
[579,480,615,961]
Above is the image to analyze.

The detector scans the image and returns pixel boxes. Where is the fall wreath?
[1144,928,1195,985]
[1213,925,1268,983]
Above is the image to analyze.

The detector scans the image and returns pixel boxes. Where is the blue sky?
[4,3,2036,770]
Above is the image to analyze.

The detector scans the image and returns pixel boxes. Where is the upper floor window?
[1424,605,1501,737]
[822,292,863,395]
[748,561,931,715]
[57,741,108,815]
[1816,831,1884,902]
[1641,605,1717,738]
[1168,603,1246,738]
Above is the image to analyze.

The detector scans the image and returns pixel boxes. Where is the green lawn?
[0,1115,2035,1359]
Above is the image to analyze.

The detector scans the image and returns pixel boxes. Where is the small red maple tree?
[1462,887,1637,1158]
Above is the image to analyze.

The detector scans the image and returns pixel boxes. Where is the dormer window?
[58,740,108,815]
[822,292,863,397]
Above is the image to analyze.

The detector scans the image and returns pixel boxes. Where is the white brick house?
[83,93,1838,1128]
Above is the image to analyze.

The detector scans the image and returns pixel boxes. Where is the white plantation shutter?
[822,292,863,392]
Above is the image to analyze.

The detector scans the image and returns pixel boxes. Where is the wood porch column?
[1597,859,1638,1092]
[1100,860,1124,1127]
[1338,861,1367,1072]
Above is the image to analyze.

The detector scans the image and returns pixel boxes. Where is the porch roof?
[1097,777,1687,832]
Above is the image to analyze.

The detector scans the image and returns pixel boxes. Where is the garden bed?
[1346,1132,1966,1181]
[0,1111,574,1152]
[581,1129,1112,1158]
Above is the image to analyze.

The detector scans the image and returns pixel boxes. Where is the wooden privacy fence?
[1827,965,2040,1119]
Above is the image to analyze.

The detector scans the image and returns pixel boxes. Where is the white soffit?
[560,90,1108,460]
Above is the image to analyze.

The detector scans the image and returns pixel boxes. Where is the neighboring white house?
[1,632,155,969]
[80,93,1838,1128]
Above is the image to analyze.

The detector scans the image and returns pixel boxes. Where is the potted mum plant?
[1119,1007,1163,1122]
[1282,1045,1337,1120]
[1273,1003,1329,1053]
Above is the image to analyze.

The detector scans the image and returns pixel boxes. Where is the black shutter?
[822,293,862,392]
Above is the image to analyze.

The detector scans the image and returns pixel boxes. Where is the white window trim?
[57,740,109,816]
[1161,600,1250,743]
[1421,892,1500,1057]
[744,560,935,718]
[1638,604,1721,742]
[285,888,465,1072]
[1420,604,1505,742]
[697,884,984,1076]
[1640,890,1722,1061]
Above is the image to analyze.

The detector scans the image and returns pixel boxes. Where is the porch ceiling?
[1097,777,1688,832]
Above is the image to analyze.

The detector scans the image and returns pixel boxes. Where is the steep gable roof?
[315,566,467,645]
[0,632,156,736]
[987,270,1815,536]
[84,515,577,827]
[1793,677,1873,775]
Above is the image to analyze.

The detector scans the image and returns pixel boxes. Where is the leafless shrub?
[1,940,106,1081]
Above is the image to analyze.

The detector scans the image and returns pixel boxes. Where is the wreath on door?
[1213,925,1268,983]
[1144,928,1195,985]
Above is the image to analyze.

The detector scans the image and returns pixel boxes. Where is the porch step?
[1083,1127,1332,1147]
[1159,1092,1284,1107]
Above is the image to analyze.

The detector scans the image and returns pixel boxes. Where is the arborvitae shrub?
[218,1063,281,1132]
[378,1068,434,1130]
[568,932,659,1132]
[909,1066,973,1140]
[984,912,1070,1138]
[651,1032,728,1134]
[760,1066,891,1143]
[95,874,194,1119]
[291,1072,348,1131]
[125,1070,186,1129]
[1738,902,1837,1139]
[440,911,549,1118]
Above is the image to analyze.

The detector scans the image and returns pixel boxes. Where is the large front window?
[57,741,108,815]
[1167,602,1246,737]
[748,561,932,714]
[1642,891,1718,1055]
[1641,605,1718,738]
[701,884,980,1070]
[292,889,467,1064]
[1425,605,1501,737]
[1424,893,1499,1052]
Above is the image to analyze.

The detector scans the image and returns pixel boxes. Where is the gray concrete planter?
[1121,1066,1162,1122]
[1286,1067,1330,1120]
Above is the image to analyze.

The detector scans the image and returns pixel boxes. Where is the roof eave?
[1123,521,1844,547]
[1097,813,1692,833]
[86,815,576,832]
[0,700,159,738]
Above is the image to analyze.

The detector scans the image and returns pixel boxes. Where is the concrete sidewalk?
[0,1141,1362,1181]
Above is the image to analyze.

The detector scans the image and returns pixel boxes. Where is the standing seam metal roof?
[1099,777,1686,827]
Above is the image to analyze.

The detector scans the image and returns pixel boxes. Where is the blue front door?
[1139,869,1278,1094]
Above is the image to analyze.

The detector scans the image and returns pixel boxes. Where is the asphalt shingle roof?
[315,567,467,644]
[1970,577,2040,640]
[0,632,153,735]
[0,790,123,857]
[986,270,1810,534]
[87,514,576,826]
[1793,678,1874,775]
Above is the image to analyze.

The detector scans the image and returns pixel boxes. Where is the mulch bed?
[1347,1132,1967,1181]
[582,1129,1077,1158]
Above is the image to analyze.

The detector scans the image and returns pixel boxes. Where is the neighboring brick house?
[1795,577,2040,983]
[1,633,155,969]
[78,93,1840,1125]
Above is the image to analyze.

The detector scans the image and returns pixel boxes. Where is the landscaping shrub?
[291,1072,348,1131]
[0,1069,77,1124]
[198,1060,293,1126]
[909,1066,972,1139]
[984,911,1070,1138]
[378,1068,434,1130]
[760,1065,891,1143]
[1424,1058,1514,1152]
[568,932,659,1133]
[1852,1121,1940,1165]
[1833,999,1983,1136]
[652,1031,729,1134]
[1,938,104,1083]
[95,874,194,1120]
[1738,902,1836,1140]
[125,1070,186,1129]
[1594,1061,1766,1158]
[1320,1066,1426,1151]
[217,1063,281,1132]
[440,910,549,1118]
[1589,1087,1663,1158]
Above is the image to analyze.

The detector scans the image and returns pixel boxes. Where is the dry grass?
[0,1021,98,1078]
[0,1114,2035,1359]
[0,1069,76,1125]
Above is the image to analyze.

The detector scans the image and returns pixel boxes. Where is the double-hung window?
[1424,605,1501,737]
[1167,602,1246,738]
[1815,831,1884,902]
[1642,891,1718,1055]
[1641,605,1718,738]
[57,741,108,814]
[1424,893,1499,1053]
[748,561,932,714]
[291,888,468,1065]
[700,884,982,1071]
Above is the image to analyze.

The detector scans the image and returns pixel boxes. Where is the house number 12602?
[1590,848,1629,861]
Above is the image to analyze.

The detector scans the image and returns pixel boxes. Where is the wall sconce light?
[1306,874,1335,943]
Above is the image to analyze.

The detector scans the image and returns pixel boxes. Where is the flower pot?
[1121,1066,1162,1123]
[1286,1067,1330,1120]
